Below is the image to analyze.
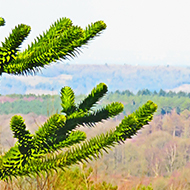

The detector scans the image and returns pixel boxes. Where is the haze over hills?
[1,63,190,95]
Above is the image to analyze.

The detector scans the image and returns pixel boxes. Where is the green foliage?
[0,17,5,26]
[61,86,76,115]
[1,24,31,52]
[79,83,108,112]
[10,116,33,156]
[0,16,157,182]
[131,184,153,190]
[135,184,153,190]
[0,83,157,180]
[0,17,106,75]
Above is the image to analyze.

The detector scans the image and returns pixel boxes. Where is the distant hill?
[166,84,190,93]
[1,63,190,95]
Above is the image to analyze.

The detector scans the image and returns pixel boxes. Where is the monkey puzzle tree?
[0,17,157,181]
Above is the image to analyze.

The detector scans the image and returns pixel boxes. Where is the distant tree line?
[1,88,190,98]
[1,93,52,99]
[0,89,190,116]
[113,88,190,98]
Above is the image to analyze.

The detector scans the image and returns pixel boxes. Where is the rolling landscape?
[1,72,190,189]
[2,0,190,188]
[1,64,190,95]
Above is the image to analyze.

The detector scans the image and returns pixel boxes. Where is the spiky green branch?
[0,98,157,180]
[0,17,106,75]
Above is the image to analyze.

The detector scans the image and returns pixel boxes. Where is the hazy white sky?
[1,0,190,66]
